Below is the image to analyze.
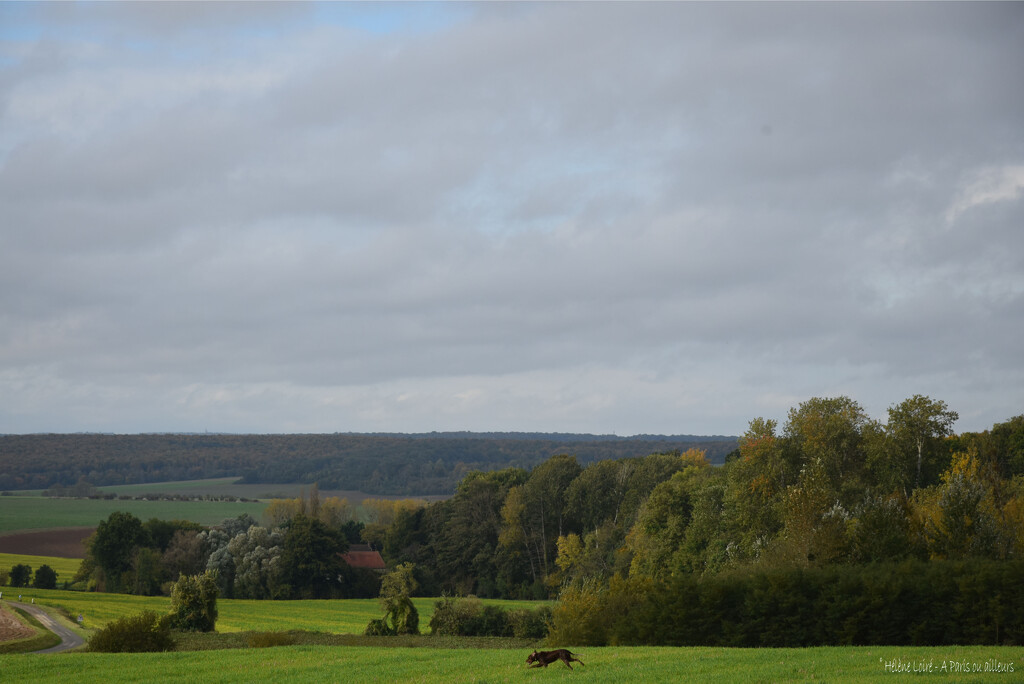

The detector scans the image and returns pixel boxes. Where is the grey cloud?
[1,2,1021,434]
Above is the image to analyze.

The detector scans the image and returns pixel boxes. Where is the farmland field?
[8,478,445,505]
[0,495,268,534]
[7,586,546,633]
[90,478,445,504]
[0,553,81,581]
[0,644,1020,683]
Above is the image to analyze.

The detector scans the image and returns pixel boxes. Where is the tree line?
[360,400,1018,599]
[71,488,380,600]
[0,432,735,494]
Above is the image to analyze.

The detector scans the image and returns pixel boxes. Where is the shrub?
[429,596,546,638]
[548,577,612,646]
[364,618,393,636]
[474,605,512,637]
[428,596,480,636]
[509,605,552,639]
[169,570,219,631]
[88,611,174,653]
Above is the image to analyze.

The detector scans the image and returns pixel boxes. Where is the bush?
[169,570,219,631]
[548,577,614,646]
[364,618,393,636]
[88,611,174,653]
[429,596,480,636]
[429,596,548,638]
[509,605,552,639]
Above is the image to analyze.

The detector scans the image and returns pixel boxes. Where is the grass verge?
[0,606,62,654]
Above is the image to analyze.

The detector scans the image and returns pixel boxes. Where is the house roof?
[341,549,386,570]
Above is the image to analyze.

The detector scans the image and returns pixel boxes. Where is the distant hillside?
[0,432,738,495]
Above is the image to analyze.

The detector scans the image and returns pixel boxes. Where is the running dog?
[526,649,585,670]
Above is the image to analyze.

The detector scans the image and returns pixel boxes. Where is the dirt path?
[5,602,86,653]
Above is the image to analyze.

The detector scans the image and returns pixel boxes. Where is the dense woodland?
[0,432,735,494]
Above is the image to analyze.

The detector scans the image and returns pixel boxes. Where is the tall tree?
[279,514,347,599]
[228,525,286,599]
[886,395,959,491]
[433,467,527,596]
[784,396,873,501]
[90,511,145,592]
[723,417,789,558]
[508,454,582,583]
[988,414,1024,478]
[914,448,1001,560]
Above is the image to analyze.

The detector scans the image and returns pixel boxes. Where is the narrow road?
[7,602,86,653]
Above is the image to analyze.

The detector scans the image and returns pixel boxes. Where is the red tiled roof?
[341,550,386,570]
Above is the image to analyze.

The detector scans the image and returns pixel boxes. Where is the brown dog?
[526,649,585,670]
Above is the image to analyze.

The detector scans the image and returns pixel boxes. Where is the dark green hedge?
[586,560,1024,646]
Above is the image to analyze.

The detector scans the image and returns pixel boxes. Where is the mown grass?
[1,644,1020,683]
[0,553,82,583]
[0,496,268,533]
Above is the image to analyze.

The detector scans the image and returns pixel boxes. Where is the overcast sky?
[1,2,1022,437]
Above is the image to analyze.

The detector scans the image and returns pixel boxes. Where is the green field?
[8,478,444,505]
[0,644,1020,683]
[0,553,81,582]
[0,584,1019,682]
[7,585,545,633]
[0,496,268,533]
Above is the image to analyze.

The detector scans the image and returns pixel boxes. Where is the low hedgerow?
[246,631,297,648]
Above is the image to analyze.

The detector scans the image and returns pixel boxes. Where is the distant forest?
[0,432,738,495]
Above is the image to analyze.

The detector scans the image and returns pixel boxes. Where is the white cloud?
[946,165,1024,224]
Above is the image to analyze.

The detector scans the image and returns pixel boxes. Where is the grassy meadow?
[0,495,268,533]
[1,644,1021,683]
[0,553,81,582]
[5,584,544,633]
